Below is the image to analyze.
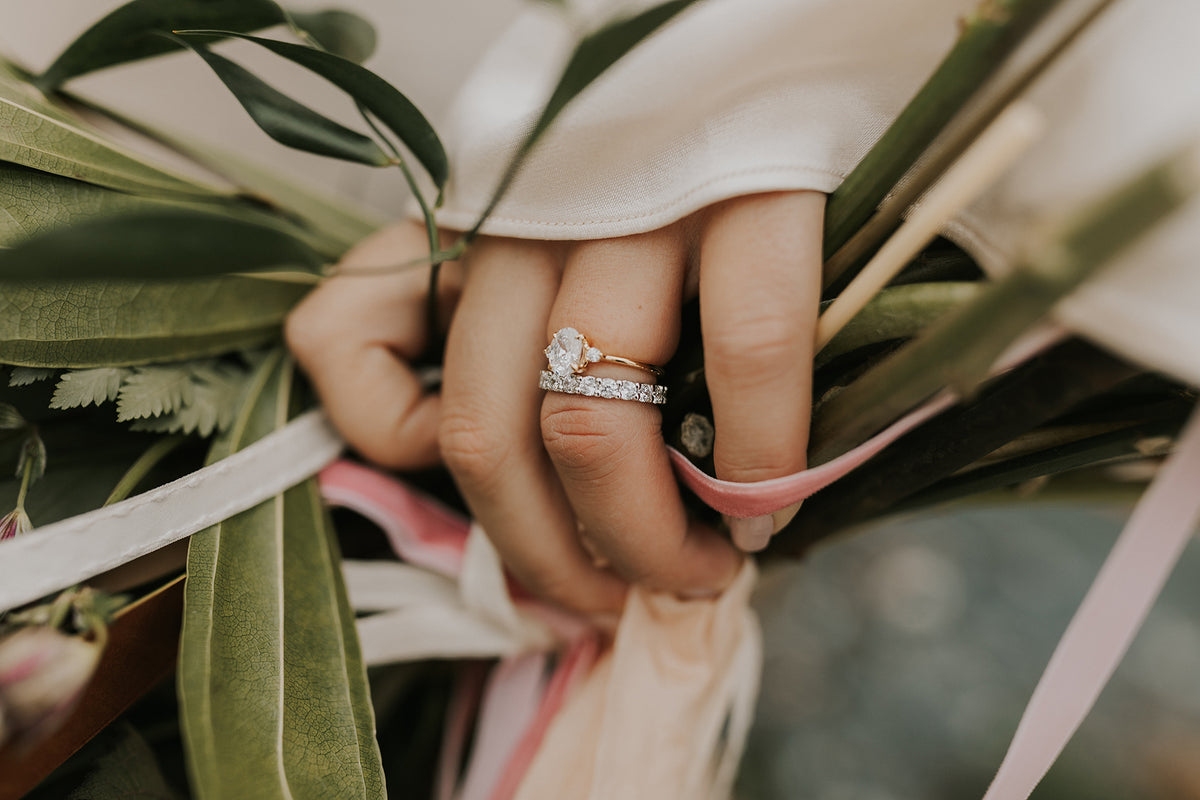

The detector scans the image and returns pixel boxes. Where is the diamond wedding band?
[541,327,667,404]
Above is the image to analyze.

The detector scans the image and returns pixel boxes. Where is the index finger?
[287,222,460,469]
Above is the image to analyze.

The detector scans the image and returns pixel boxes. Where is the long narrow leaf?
[468,0,703,237]
[0,209,325,281]
[179,352,384,800]
[37,0,285,90]
[173,38,391,167]
[179,31,445,189]
[0,86,225,198]
[0,277,308,367]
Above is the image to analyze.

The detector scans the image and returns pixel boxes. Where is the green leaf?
[50,368,131,410]
[7,367,56,387]
[469,0,703,236]
[66,722,181,800]
[130,361,248,436]
[0,209,326,281]
[174,36,391,167]
[180,352,384,800]
[0,277,309,368]
[116,365,197,421]
[36,0,287,90]
[0,87,226,198]
[179,32,446,189]
[291,10,377,63]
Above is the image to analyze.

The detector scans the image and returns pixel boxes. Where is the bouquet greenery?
[0,0,1196,797]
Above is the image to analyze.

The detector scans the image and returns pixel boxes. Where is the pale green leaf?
[182,32,446,188]
[50,367,131,410]
[175,37,391,167]
[0,277,309,368]
[130,361,247,436]
[116,366,196,420]
[66,722,181,800]
[180,352,385,799]
[0,84,225,198]
[7,367,56,387]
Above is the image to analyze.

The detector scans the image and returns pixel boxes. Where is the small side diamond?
[618,382,638,401]
[636,385,653,403]
[580,377,597,396]
[598,379,617,399]
[585,347,602,363]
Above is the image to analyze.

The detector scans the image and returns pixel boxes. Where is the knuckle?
[705,311,801,379]
[284,294,336,364]
[438,410,513,487]
[540,402,631,480]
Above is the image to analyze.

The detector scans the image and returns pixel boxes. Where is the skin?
[287,190,824,617]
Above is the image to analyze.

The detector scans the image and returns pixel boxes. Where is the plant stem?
[822,0,1066,262]
[774,339,1139,555]
[823,1,1119,292]
[104,435,186,506]
[14,450,33,510]
[809,141,1200,464]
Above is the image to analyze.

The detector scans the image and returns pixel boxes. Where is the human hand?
[288,190,824,617]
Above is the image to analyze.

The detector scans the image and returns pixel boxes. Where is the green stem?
[14,450,33,510]
[810,142,1200,464]
[822,0,1118,292]
[104,435,186,506]
[822,0,1065,261]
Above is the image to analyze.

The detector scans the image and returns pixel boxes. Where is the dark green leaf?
[291,10,377,63]
[174,37,391,167]
[65,722,181,800]
[0,209,324,281]
[180,32,445,188]
[0,277,309,367]
[180,352,385,799]
[469,0,703,236]
[36,0,286,90]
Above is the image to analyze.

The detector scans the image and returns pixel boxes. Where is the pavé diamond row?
[539,370,668,405]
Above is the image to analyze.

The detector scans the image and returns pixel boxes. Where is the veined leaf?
[469,0,703,235]
[0,161,347,262]
[117,366,197,420]
[0,276,308,368]
[0,209,325,281]
[180,352,384,799]
[291,10,377,63]
[66,722,181,800]
[179,31,446,189]
[129,360,249,436]
[50,367,130,409]
[174,37,391,167]
[36,0,286,90]
[0,90,225,198]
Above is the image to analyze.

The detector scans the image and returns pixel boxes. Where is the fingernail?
[729,515,773,552]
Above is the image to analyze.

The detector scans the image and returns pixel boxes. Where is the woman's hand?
[287,190,824,617]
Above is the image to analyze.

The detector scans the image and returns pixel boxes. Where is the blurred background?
[4,2,1200,798]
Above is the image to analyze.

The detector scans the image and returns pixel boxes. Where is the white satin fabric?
[435,0,1200,386]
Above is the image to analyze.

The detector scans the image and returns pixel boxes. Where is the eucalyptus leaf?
[469,0,703,236]
[36,0,286,90]
[179,31,446,188]
[0,209,325,281]
[180,353,384,799]
[291,10,377,63]
[0,277,308,367]
[174,37,391,167]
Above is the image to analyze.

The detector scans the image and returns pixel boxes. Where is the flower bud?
[0,508,31,541]
[0,627,102,750]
